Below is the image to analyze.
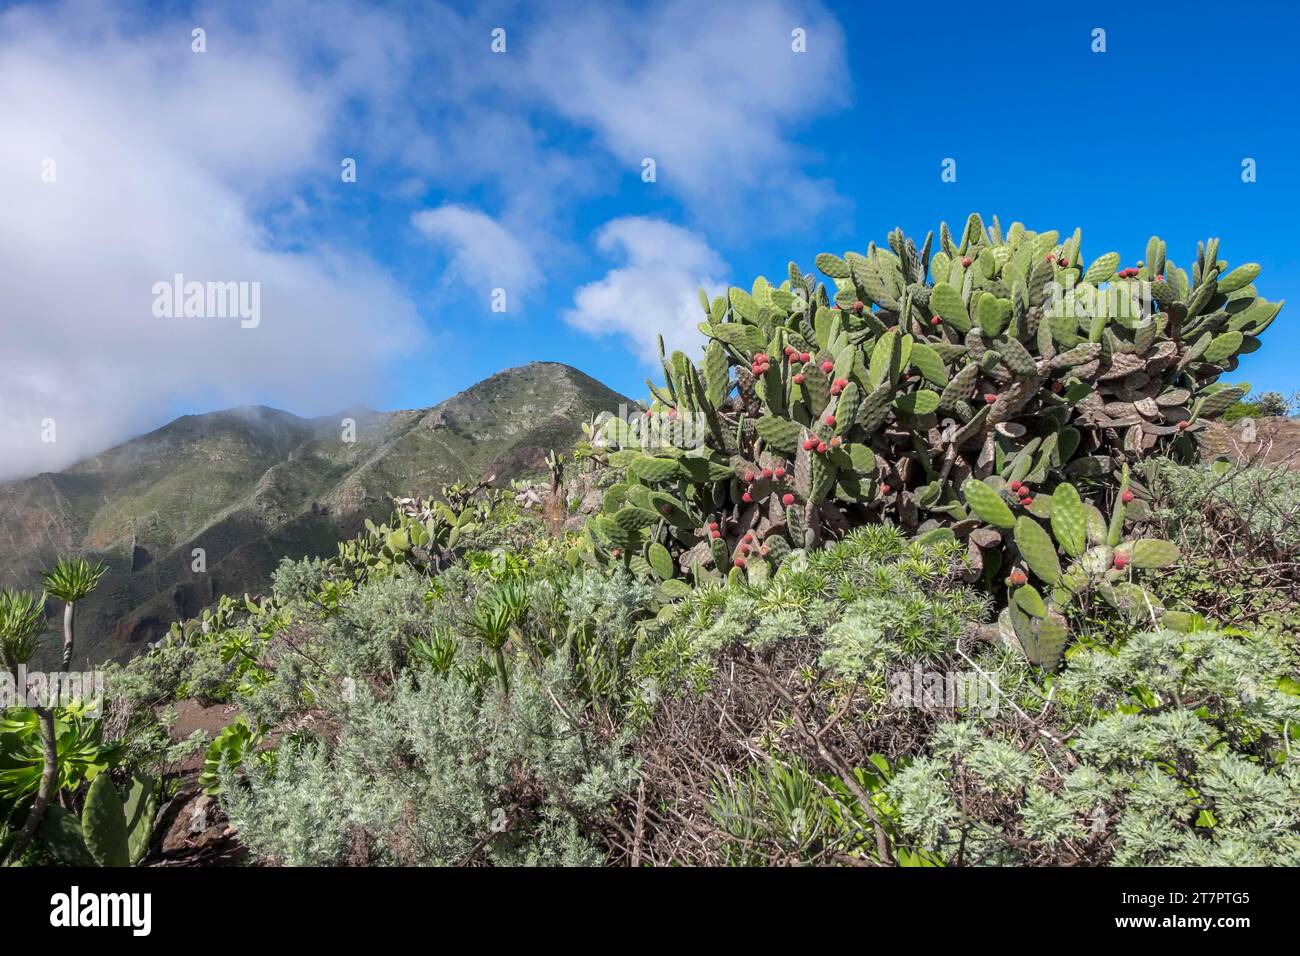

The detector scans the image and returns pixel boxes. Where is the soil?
[1204,416,1300,470]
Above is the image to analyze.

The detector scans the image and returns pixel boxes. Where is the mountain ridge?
[0,362,629,666]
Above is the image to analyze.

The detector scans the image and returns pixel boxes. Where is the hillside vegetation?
[0,363,627,666]
[3,215,1297,867]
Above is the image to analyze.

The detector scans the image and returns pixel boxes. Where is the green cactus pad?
[754,415,802,455]
[1217,262,1260,293]
[1012,582,1048,618]
[708,322,767,353]
[939,363,979,411]
[82,774,131,867]
[915,527,956,547]
[647,542,674,580]
[1129,538,1180,568]
[1049,482,1087,558]
[1083,252,1119,284]
[123,772,157,866]
[1201,331,1244,365]
[894,389,941,416]
[629,456,683,483]
[930,282,969,331]
[658,579,692,600]
[1014,516,1063,585]
[908,342,948,386]
[815,252,851,278]
[613,507,658,532]
[962,479,1016,529]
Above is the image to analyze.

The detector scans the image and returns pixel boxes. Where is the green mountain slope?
[0,363,629,666]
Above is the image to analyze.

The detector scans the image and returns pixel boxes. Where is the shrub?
[584,215,1280,607]
[221,660,636,866]
[1142,461,1299,633]
[885,626,1300,866]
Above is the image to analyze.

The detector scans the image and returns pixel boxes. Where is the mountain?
[0,363,629,666]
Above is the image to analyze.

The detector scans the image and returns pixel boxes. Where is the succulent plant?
[973,468,1181,669]
[335,483,505,580]
[583,215,1277,597]
[39,771,157,867]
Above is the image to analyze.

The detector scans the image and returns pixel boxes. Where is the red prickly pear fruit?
[774,467,786,478]
[709,522,719,531]
[1045,253,1055,262]
[801,438,814,450]
[1021,496,1034,507]
[830,384,842,396]
[710,529,721,539]
[1009,569,1028,586]
[667,408,678,420]
[833,378,849,388]
[783,345,795,357]
[1051,380,1063,393]
[1009,480,1022,492]
[782,493,794,506]
[821,360,834,374]
[793,373,806,385]
[931,316,942,325]
[1157,273,1164,281]
[734,556,747,569]
[829,436,842,448]
[743,532,754,543]
[985,393,998,404]
[824,414,836,426]
[852,300,864,313]
[745,471,756,482]
[816,441,827,454]
[1121,490,1134,503]
[881,484,891,495]
[762,467,773,479]
[800,352,811,363]
[1057,257,1068,267]
[961,256,973,267]
[1177,420,1189,430]
[742,492,753,503]
[1113,554,1129,570]
[611,548,622,558]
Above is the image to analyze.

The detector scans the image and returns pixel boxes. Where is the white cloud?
[0,1,425,481]
[564,218,726,365]
[411,204,541,307]
[521,0,849,222]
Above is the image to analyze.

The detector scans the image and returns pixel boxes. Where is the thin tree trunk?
[3,706,57,866]
[59,602,75,671]
[493,647,510,698]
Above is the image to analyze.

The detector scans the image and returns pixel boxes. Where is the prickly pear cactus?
[584,215,1275,593]
[978,468,1180,669]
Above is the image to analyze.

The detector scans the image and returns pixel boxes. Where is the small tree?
[0,589,44,680]
[41,557,107,671]
[0,589,54,866]
[1255,391,1288,417]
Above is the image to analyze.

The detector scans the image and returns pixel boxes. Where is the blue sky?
[2,0,1297,478]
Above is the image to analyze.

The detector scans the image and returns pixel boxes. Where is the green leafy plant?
[198,717,262,795]
[0,704,118,810]
[41,557,108,670]
[0,590,46,676]
[467,580,528,696]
